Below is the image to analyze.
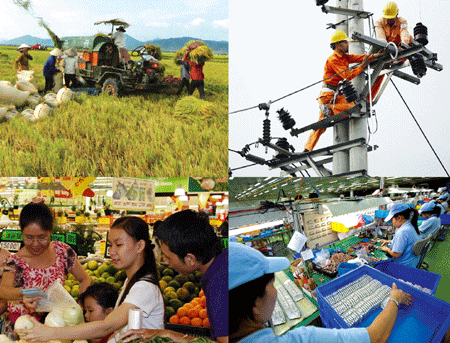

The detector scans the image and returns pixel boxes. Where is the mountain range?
[0,34,228,55]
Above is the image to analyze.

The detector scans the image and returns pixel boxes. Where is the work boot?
[319,103,332,118]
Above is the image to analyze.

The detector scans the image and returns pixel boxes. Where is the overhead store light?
[229,219,284,236]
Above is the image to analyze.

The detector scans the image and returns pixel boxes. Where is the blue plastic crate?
[441,214,450,225]
[337,262,359,276]
[316,265,450,343]
[374,261,441,295]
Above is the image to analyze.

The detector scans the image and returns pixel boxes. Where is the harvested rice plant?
[0,46,228,176]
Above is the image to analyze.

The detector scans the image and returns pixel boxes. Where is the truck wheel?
[102,77,121,96]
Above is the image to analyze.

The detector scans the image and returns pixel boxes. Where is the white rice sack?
[56,87,74,104]
[53,72,63,93]
[43,93,57,101]
[34,103,53,120]
[0,81,12,87]
[17,70,35,84]
[43,93,59,108]
[26,94,41,109]
[22,109,36,121]
[0,85,30,107]
[15,80,38,94]
[4,109,19,120]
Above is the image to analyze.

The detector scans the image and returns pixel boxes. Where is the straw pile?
[174,96,218,120]
[144,45,162,60]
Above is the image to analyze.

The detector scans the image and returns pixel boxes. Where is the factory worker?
[377,203,421,267]
[436,195,449,215]
[229,242,412,343]
[418,202,441,239]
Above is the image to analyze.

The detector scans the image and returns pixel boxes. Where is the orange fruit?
[194,304,202,312]
[179,316,191,325]
[190,298,200,306]
[169,315,179,324]
[202,318,210,328]
[183,303,194,310]
[191,318,203,327]
[177,307,188,317]
[187,307,199,319]
[200,296,207,308]
[199,289,204,298]
[199,308,207,319]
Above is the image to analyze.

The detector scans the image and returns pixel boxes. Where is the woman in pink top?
[0,202,90,340]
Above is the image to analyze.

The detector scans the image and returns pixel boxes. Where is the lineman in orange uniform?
[371,2,412,99]
[304,31,384,152]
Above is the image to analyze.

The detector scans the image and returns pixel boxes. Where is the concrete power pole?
[348,0,369,172]
[333,0,350,175]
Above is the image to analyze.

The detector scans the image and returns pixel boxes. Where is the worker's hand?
[360,55,370,69]
[22,295,42,311]
[390,283,413,306]
[372,48,386,59]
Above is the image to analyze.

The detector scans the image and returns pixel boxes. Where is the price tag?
[65,233,77,246]
[51,234,65,243]
[0,241,21,252]
[1,230,22,241]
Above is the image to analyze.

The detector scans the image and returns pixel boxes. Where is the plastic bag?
[355,248,370,264]
[314,249,331,268]
[36,281,78,313]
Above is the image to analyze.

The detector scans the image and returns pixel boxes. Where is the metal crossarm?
[321,5,372,19]
[268,138,367,169]
[290,104,363,137]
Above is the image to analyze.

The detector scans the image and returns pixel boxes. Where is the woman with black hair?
[376,202,422,267]
[229,242,412,343]
[18,216,164,343]
[418,202,441,239]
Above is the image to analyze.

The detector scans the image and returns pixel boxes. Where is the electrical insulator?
[339,79,358,103]
[245,154,266,165]
[316,0,328,6]
[239,144,250,156]
[275,138,293,159]
[262,119,271,145]
[409,54,427,78]
[414,22,428,46]
[277,108,296,131]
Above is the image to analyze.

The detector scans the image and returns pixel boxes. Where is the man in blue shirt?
[153,210,228,343]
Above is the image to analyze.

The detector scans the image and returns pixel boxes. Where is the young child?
[79,283,118,343]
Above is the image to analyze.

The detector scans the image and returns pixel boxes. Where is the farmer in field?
[62,48,79,88]
[14,43,33,71]
[176,58,190,95]
[110,26,131,65]
[303,30,385,152]
[184,48,206,100]
[43,48,63,92]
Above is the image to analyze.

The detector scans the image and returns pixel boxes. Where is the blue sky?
[0,0,228,41]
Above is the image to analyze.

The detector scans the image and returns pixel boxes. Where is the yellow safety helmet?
[383,2,399,19]
[330,30,349,44]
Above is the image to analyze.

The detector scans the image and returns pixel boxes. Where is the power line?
[390,79,449,177]
[229,65,358,115]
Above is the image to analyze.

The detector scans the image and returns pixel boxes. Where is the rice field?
[0,46,228,176]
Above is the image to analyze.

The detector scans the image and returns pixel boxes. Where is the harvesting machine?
[60,19,170,96]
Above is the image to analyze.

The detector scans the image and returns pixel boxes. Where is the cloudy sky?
[229,0,450,178]
[0,0,228,41]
